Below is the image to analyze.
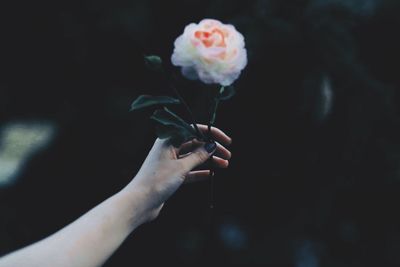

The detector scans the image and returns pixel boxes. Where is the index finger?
[194,124,232,146]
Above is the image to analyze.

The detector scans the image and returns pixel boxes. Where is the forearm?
[0,181,150,267]
[0,132,229,267]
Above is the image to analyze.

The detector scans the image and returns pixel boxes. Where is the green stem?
[207,86,223,140]
[171,85,204,139]
[161,69,204,140]
[208,86,223,209]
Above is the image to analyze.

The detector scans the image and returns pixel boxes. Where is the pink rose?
[171,19,247,86]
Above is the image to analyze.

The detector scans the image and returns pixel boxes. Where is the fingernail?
[205,142,217,153]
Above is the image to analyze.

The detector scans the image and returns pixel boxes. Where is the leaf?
[151,107,198,146]
[144,55,163,71]
[151,108,196,135]
[154,125,187,147]
[130,95,180,111]
[217,86,236,101]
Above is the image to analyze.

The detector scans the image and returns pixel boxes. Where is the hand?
[124,125,232,222]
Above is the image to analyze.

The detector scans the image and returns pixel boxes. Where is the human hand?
[124,125,232,222]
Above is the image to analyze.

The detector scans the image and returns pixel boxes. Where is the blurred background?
[1,0,400,265]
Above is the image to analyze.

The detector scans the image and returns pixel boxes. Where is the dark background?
[1,0,400,265]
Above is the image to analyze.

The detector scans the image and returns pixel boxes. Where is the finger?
[178,143,217,172]
[212,156,229,168]
[215,142,232,160]
[184,170,212,183]
[193,124,232,145]
[180,154,229,168]
[178,139,203,155]
[179,140,231,160]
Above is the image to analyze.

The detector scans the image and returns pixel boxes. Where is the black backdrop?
[1,0,400,265]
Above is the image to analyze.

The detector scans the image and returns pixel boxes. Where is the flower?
[171,19,247,86]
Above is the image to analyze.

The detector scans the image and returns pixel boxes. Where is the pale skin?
[0,125,232,267]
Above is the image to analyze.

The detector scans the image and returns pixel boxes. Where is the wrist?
[121,177,162,225]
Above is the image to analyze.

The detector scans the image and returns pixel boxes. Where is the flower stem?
[207,86,222,209]
[172,85,204,139]
[207,86,223,139]
[161,70,204,140]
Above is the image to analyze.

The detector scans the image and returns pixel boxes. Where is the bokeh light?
[0,121,56,186]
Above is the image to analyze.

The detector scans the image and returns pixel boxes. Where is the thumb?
[179,142,217,172]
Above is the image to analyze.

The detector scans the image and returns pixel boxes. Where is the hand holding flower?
[130,18,246,209]
[124,125,232,222]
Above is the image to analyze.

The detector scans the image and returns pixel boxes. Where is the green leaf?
[144,55,162,71]
[130,95,180,111]
[151,107,198,147]
[154,125,187,147]
[217,86,236,101]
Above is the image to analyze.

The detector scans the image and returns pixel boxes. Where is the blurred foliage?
[1,0,400,266]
